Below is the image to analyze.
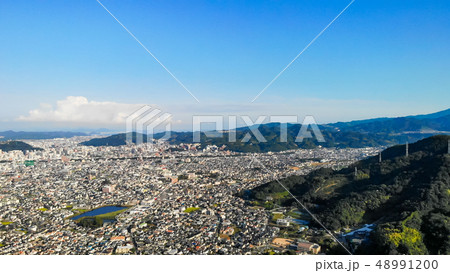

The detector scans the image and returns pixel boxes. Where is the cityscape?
[0,136,381,254]
[0,1,449,272]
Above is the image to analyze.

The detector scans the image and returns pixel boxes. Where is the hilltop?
[80,132,150,147]
[0,141,43,153]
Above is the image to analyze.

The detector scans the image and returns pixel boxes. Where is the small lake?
[71,206,127,220]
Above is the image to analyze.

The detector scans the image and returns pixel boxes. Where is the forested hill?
[80,132,149,147]
[80,126,444,152]
[325,108,450,132]
[249,135,450,254]
[0,141,43,153]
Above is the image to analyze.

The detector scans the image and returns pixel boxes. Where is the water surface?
[72,206,126,220]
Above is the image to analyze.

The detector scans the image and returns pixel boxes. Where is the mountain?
[80,132,150,147]
[408,108,450,120]
[79,108,450,152]
[163,125,414,152]
[325,108,450,133]
[249,135,450,254]
[81,126,443,153]
[326,115,450,134]
[325,108,450,128]
[0,131,88,140]
[81,128,404,152]
[0,141,43,153]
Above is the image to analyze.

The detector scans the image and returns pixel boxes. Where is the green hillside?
[80,132,149,146]
[0,141,43,153]
[249,135,450,254]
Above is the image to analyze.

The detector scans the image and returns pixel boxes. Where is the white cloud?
[17,96,148,126]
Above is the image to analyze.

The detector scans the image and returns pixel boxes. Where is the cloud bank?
[17,96,147,126]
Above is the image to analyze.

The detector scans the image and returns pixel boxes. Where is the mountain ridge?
[0,140,43,153]
[80,108,450,152]
[0,131,88,140]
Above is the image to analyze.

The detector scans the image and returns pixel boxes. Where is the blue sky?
[1,0,449,131]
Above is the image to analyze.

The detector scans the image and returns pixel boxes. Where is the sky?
[1,0,449,132]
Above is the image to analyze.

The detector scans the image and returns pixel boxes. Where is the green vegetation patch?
[184,207,200,213]
[272,191,290,200]
[95,208,129,219]
[271,213,284,221]
[286,210,303,219]
[70,209,89,218]
[378,226,427,255]
[73,209,88,213]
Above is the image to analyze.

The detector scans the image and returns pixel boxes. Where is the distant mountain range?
[326,108,450,128]
[0,131,88,140]
[325,108,450,134]
[81,108,450,152]
[0,141,43,153]
[248,135,450,254]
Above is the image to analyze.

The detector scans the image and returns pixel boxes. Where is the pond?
[71,206,127,220]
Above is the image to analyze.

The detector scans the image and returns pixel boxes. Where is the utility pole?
[379,152,382,163]
[354,167,358,177]
[448,139,450,154]
[405,142,409,157]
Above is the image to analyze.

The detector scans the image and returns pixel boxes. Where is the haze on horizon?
[1,0,449,131]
